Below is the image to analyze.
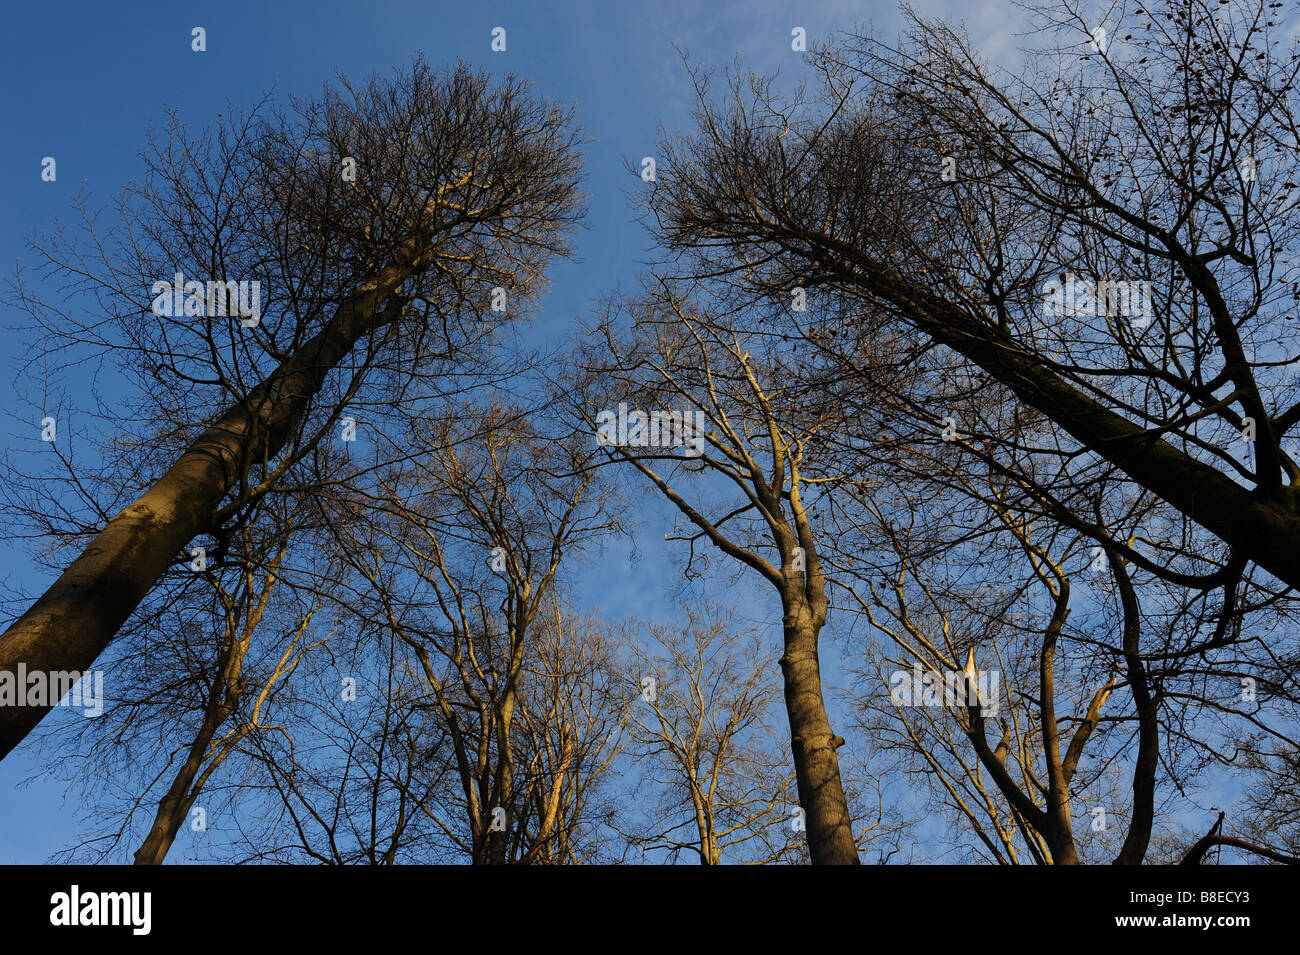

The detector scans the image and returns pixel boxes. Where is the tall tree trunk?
[825,247,1300,589]
[0,253,424,761]
[484,695,516,865]
[780,597,859,865]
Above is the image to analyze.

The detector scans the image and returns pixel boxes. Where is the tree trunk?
[0,254,424,761]
[134,626,248,865]
[133,708,232,865]
[779,601,859,865]
[1038,591,1079,865]
[841,253,1300,589]
[1112,554,1159,865]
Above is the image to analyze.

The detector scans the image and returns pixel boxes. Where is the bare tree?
[332,404,618,863]
[216,629,451,865]
[507,600,627,864]
[620,607,799,864]
[1,57,584,758]
[840,505,1151,863]
[569,289,860,863]
[647,0,1300,588]
[637,0,1300,862]
[821,392,1300,863]
[30,478,346,864]
[132,519,325,865]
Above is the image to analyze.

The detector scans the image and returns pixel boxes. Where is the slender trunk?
[484,698,515,865]
[0,254,423,760]
[1038,586,1079,865]
[135,632,246,865]
[692,790,719,864]
[1112,555,1159,865]
[779,598,859,865]
[133,709,231,865]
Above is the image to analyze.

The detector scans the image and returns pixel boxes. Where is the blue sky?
[0,0,1021,862]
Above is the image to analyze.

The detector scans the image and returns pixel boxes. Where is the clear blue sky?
[0,0,1020,862]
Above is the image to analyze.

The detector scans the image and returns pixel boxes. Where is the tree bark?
[779,598,859,865]
[1111,552,1159,865]
[0,250,426,761]
[1037,587,1079,865]
[872,265,1300,587]
[133,696,236,865]
[785,227,1300,589]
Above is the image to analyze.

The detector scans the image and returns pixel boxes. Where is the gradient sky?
[0,0,1034,863]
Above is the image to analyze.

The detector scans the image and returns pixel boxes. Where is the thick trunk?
[803,233,1300,588]
[1044,829,1079,865]
[900,277,1300,587]
[483,678,519,865]
[481,827,511,865]
[476,786,513,865]
[479,789,512,865]
[0,256,422,760]
[780,605,859,865]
